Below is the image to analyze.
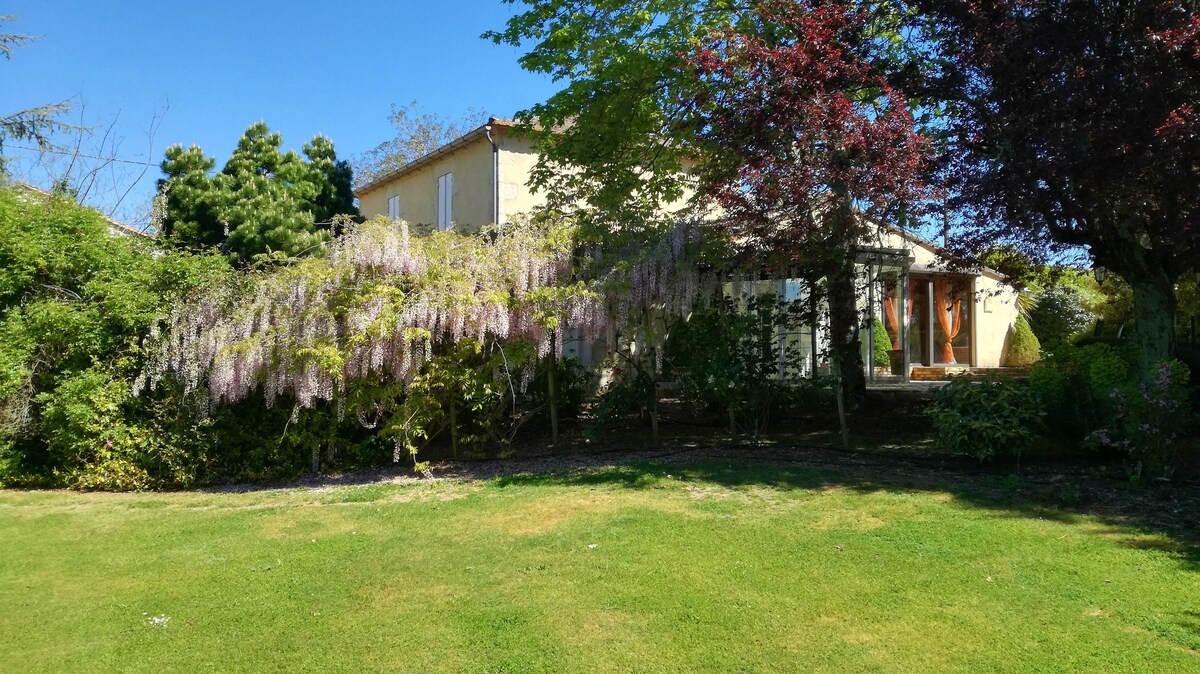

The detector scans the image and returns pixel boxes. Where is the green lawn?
[1,461,1197,673]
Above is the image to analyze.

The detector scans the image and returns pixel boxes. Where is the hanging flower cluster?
[578,219,718,369]
[137,211,714,414]
[137,215,594,410]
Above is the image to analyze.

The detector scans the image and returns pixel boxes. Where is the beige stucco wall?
[495,132,547,223]
[359,127,699,230]
[973,274,1020,367]
[357,133,497,231]
[494,131,698,222]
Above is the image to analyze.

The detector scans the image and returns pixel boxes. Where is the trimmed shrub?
[929,376,1044,461]
[1002,314,1041,366]
[871,317,892,368]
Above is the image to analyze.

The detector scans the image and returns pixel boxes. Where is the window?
[386,195,400,220]
[437,172,453,229]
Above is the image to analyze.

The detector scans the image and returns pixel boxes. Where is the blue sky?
[2,1,558,225]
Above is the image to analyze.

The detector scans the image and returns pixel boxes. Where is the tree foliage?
[0,16,75,174]
[1029,285,1093,349]
[681,0,931,403]
[921,0,1200,370]
[492,1,930,407]
[487,1,742,231]
[158,122,358,262]
[0,187,231,487]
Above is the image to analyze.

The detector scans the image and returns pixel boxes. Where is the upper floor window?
[386,195,400,220]
[437,172,453,230]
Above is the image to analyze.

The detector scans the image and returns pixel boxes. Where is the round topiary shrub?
[1003,314,1041,367]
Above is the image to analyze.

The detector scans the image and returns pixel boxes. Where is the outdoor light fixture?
[1093,266,1110,284]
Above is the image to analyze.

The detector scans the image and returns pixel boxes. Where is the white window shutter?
[387,195,400,220]
[437,172,454,229]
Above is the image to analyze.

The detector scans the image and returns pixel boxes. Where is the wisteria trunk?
[548,332,560,447]
[449,399,459,459]
[649,347,661,447]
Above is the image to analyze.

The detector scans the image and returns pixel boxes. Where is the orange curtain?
[934,280,962,363]
[883,294,900,349]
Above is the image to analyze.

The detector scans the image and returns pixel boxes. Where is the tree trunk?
[835,375,850,450]
[548,332,560,448]
[448,399,459,459]
[825,186,866,411]
[648,347,661,447]
[1131,273,1177,377]
[827,256,866,409]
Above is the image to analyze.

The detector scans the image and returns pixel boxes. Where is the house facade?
[857,228,1020,377]
[356,118,544,233]
[354,119,1022,380]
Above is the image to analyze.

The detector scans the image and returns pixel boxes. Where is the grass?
[1,460,1198,673]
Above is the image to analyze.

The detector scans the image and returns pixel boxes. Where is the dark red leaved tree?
[922,0,1200,371]
[685,0,931,405]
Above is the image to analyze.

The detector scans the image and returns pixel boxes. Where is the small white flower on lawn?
[588,544,598,549]
[146,614,170,627]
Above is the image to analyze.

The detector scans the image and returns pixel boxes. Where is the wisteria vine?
[137,214,711,414]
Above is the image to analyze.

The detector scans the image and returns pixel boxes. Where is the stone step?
[910,366,1031,381]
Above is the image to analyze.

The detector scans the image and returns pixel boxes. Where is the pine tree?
[159,122,359,262]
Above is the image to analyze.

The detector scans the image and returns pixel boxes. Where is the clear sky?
[2,1,558,226]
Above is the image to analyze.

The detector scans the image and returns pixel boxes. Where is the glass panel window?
[877,269,904,376]
[908,278,930,366]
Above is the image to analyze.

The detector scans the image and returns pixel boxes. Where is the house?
[849,227,1021,380]
[355,118,543,233]
[354,119,1022,381]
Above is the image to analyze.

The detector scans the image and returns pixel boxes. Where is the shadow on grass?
[491,455,1200,572]
[1183,611,1200,642]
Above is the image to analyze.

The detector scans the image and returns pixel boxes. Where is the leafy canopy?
[922,0,1200,365]
[486,0,750,234]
